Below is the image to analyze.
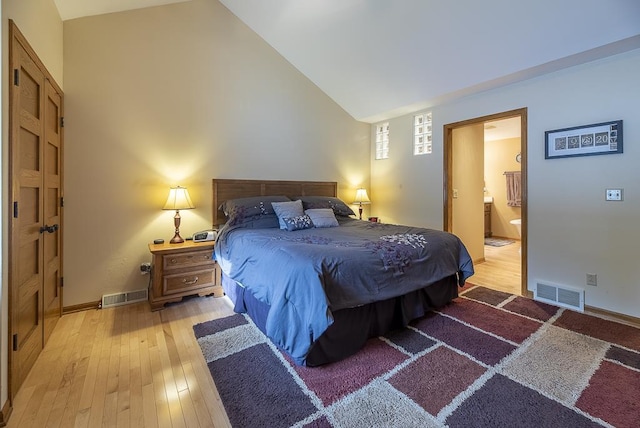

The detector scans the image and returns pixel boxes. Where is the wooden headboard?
[212,179,338,227]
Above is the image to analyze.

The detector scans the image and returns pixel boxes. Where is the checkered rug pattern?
[193,285,640,428]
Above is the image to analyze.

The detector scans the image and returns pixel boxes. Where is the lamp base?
[170,233,184,244]
[170,210,184,243]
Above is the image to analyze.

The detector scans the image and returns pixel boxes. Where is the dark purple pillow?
[219,195,290,227]
[295,196,355,217]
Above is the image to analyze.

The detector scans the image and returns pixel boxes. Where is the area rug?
[193,286,640,428]
[484,237,515,247]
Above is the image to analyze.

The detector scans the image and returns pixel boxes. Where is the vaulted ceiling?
[53,0,192,21]
[55,0,640,123]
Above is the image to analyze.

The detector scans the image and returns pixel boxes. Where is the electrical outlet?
[605,188,623,201]
[140,262,151,275]
[586,273,597,286]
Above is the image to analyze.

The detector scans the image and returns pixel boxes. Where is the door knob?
[39,224,59,234]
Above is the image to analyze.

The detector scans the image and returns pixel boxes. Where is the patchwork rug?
[484,237,515,247]
[193,286,640,428]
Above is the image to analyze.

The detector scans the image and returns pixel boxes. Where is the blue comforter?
[215,217,474,365]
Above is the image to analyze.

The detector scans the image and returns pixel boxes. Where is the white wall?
[371,48,640,318]
[62,0,370,306]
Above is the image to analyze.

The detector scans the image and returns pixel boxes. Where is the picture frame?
[545,120,623,159]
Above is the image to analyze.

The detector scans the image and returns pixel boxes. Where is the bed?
[212,178,474,366]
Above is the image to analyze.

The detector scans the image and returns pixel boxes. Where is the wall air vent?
[101,289,148,309]
[534,281,584,312]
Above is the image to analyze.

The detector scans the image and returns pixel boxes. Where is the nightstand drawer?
[148,241,220,311]
[163,249,213,270]
[163,268,215,296]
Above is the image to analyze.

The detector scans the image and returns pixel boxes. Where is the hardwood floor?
[9,249,637,427]
[469,240,522,295]
[7,296,235,428]
[7,246,523,428]
[6,246,524,428]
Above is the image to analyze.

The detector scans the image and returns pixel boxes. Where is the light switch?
[605,189,623,201]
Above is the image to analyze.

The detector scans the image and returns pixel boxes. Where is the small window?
[413,112,432,155]
[375,122,390,160]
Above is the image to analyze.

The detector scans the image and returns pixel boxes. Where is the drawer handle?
[182,276,198,285]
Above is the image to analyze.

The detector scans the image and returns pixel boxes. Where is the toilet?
[510,218,521,237]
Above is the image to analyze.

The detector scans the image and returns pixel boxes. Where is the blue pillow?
[296,196,356,217]
[305,209,339,228]
[282,214,314,231]
[272,200,304,230]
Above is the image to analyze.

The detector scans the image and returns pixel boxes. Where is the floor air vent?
[101,289,148,308]
[534,281,584,312]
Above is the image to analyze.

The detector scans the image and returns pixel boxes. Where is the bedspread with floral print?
[215,217,473,365]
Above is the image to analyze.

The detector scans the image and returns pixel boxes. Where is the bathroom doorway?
[443,108,528,296]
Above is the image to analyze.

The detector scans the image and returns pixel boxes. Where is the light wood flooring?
[8,246,637,427]
[470,240,522,295]
[7,296,235,428]
[7,244,523,428]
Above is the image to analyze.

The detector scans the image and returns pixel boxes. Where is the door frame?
[443,107,528,296]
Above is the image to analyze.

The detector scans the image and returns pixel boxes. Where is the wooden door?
[43,79,63,343]
[9,21,64,399]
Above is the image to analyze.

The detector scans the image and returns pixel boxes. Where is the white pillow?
[272,200,304,230]
[305,208,339,228]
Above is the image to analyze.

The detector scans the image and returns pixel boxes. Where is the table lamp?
[163,186,195,244]
[352,188,371,220]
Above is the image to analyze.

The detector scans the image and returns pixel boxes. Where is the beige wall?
[1,0,64,411]
[371,48,640,318]
[485,137,521,239]
[452,124,485,262]
[2,0,63,85]
[368,114,444,229]
[62,0,370,306]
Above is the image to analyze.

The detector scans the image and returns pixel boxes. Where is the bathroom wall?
[485,137,521,239]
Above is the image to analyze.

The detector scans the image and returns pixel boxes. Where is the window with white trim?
[375,122,389,159]
[413,112,432,155]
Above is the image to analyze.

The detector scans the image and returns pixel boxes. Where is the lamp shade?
[163,186,195,210]
[352,188,371,205]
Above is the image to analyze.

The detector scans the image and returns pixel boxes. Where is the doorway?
[443,108,528,296]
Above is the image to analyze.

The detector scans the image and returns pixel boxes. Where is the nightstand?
[148,240,223,311]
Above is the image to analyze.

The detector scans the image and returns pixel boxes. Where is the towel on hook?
[504,171,521,207]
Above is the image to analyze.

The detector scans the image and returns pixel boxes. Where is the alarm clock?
[193,229,217,242]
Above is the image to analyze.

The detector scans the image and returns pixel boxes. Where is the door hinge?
[13,201,18,218]
[13,69,19,86]
[12,334,18,351]
[60,197,64,207]
[60,117,64,128]
[60,277,64,288]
